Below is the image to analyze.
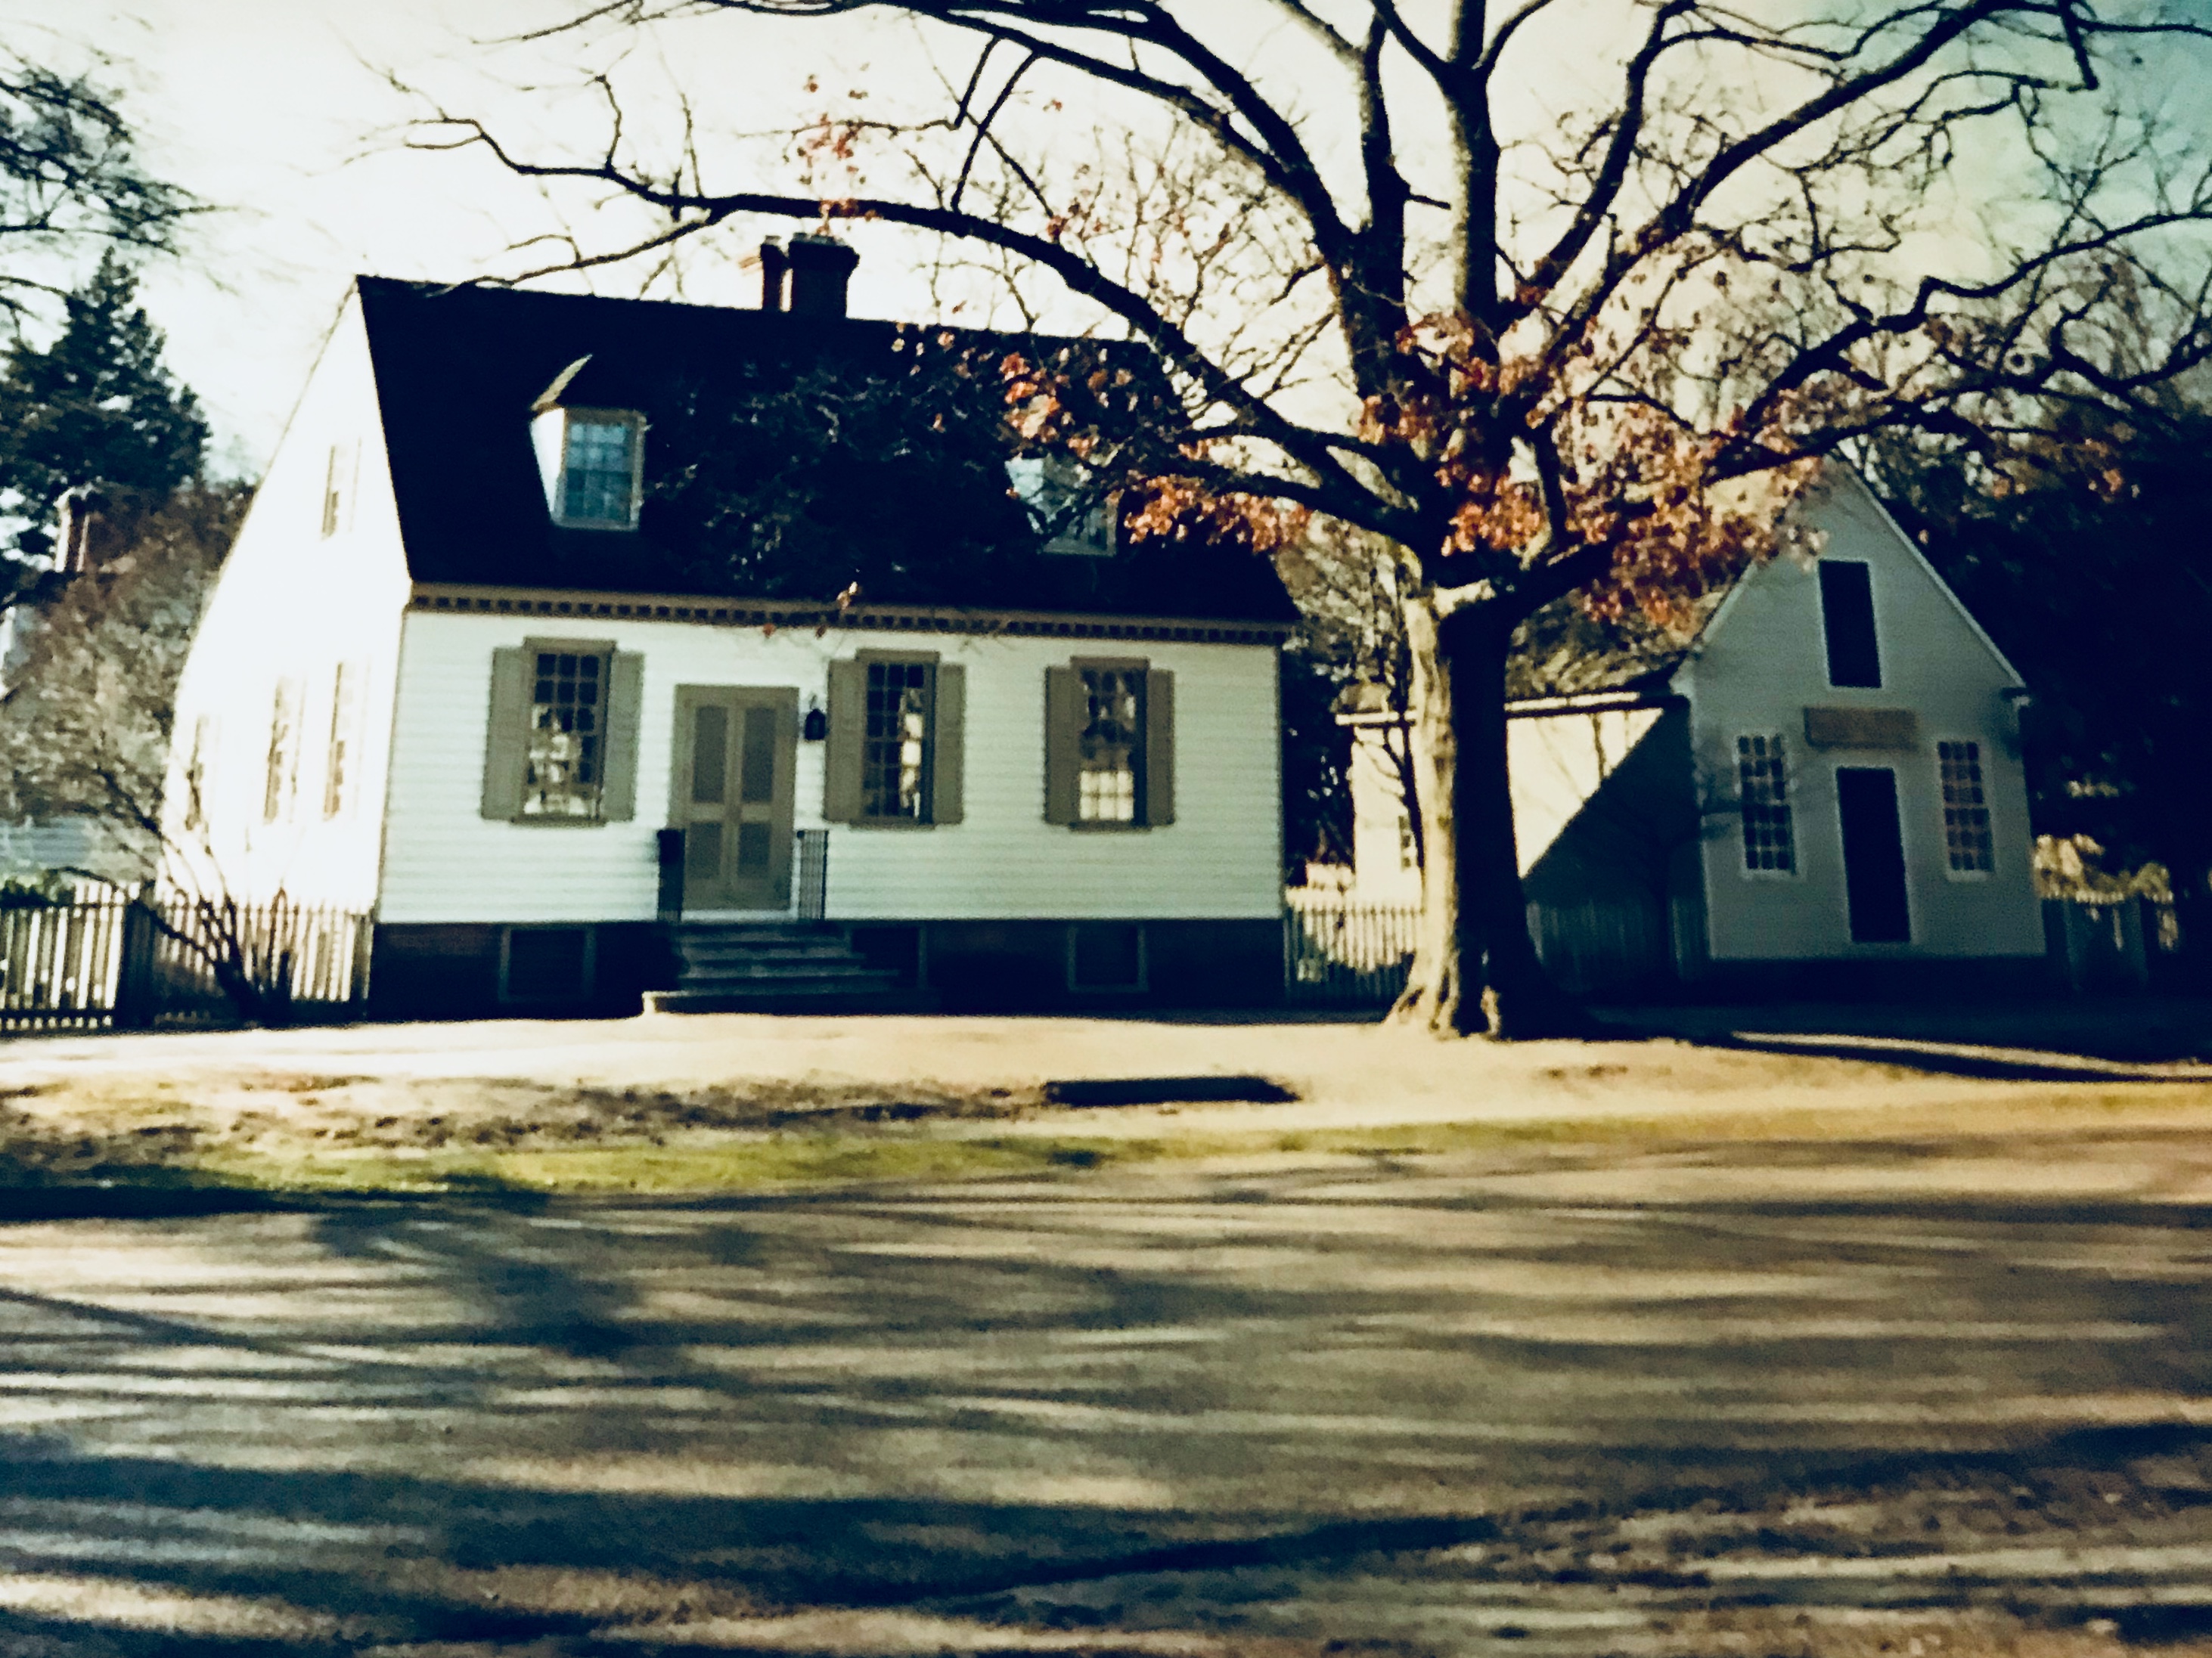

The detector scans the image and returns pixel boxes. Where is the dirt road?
[5,1122,2212,1655]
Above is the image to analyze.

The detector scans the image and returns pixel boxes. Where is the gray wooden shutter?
[824,658,867,822]
[1044,665,1082,826]
[931,664,965,826]
[481,647,529,820]
[599,650,644,821]
[1143,668,1175,827]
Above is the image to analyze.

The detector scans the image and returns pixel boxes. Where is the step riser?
[661,921,902,1012]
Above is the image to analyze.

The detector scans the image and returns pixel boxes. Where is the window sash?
[861,659,933,820]
[263,680,302,823]
[1937,739,1995,872]
[523,649,607,818]
[1737,733,1795,873]
[324,664,361,819]
[183,714,216,833]
[1077,667,1145,823]
[557,414,642,528]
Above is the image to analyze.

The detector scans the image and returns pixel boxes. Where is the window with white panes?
[1078,667,1145,823]
[523,649,606,817]
[1937,739,1995,872]
[1737,733,1795,873]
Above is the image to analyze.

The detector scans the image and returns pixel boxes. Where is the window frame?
[548,408,647,533]
[1066,921,1148,994]
[1735,732,1798,879]
[519,640,615,823]
[1935,738,1996,879]
[181,714,217,835]
[1007,454,1117,558]
[858,652,938,826]
[1072,659,1149,830]
[320,440,358,539]
[263,678,303,825]
[1816,559,1883,690]
[498,925,597,1004]
[323,662,363,820]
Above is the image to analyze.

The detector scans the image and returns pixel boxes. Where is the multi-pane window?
[324,663,361,819]
[263,680,302,823]
[1737,733,1795,872]
[1007,455,1114,556]
[182,714,216,833]
[560,416,641,528]
[1078,668,1146,823]
[863,660,932,820]
[1938,739,1995,872]
[523,650,605,817]
[320,442,355,538]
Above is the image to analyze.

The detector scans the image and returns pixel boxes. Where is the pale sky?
[3,0,960,476]
[7,0,2208,480]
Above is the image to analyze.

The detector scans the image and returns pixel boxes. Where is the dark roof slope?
[355,277,1295,625]
[1504,581,1733,702]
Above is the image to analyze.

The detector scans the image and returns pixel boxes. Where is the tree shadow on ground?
[4,1174,2212,1652]
[1608,995,2212,1071]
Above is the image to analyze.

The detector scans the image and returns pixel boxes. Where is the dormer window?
[532,407,645,531]
[1008,454,1114,557]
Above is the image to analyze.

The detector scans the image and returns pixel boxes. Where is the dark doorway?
[1836,767,1911,943]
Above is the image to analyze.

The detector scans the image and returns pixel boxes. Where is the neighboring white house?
[166,251,1295,1016]
[1345,463,2046,990]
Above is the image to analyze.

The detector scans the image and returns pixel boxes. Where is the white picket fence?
[0,897,371,1032]
[1283,889,1680,1004]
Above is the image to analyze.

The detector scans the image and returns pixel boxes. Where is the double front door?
[671,686,797,910]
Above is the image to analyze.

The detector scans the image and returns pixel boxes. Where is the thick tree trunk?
[1391,593,1599,1039]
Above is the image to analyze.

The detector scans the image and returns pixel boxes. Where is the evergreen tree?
[0,251,206,561]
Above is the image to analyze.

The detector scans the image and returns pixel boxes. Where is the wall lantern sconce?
[802,699,829,742]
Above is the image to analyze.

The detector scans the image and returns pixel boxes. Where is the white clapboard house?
[1344,463,2046,991]
[166,245,1296,1015]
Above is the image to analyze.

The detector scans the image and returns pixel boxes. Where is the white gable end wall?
[379,611,1281,925]
[1678,468,2043,963]
[166,290,411,911]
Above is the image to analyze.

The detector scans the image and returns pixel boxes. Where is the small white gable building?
[1346,464,2046,990]
[166,255,1295,1016]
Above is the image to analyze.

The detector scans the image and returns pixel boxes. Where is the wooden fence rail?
[0,898,371,1034]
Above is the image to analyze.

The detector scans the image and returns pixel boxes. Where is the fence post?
[112,896,160,1030]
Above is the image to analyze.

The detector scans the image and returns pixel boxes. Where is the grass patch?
[8,1082,2210,1198]
[171,1132,1146,1195]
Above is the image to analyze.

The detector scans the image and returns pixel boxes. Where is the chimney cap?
[784,234,859,318]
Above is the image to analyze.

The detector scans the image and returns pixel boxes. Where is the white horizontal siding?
[1683,469,2044,962]
[166,292,411,910]
[377,612,1282,925]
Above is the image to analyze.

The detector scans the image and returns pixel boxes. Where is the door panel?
[1836,767,1911,944]
[672,686,796,910]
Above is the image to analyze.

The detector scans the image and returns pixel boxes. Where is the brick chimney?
[785,234,859,318]
[54,484,107,577]
[758,238,789,311]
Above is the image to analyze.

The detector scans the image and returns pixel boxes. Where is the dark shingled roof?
[355,277,1296,626]
[1503,581,1733,702]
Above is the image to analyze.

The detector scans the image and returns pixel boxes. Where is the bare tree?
[0,49,197,326]
[408,0,2212,1036]
[0,484,303,1023]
